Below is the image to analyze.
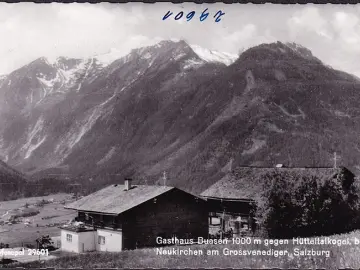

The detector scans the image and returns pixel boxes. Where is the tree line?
[256,167,360,238]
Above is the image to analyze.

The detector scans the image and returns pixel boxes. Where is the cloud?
[0,3,153,74]
[1,3,360,78]
[287,6,333,40]
[331,11,360,51]
[216,24,270,53]
[226,24,257,43]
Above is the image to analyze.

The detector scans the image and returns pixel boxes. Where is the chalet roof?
[201,166,351,201]
[64,184,174,215]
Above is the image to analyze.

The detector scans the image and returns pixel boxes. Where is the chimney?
[124,178,132,191]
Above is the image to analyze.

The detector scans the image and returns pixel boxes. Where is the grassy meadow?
[0,193,77,246]
[5,230,360,269]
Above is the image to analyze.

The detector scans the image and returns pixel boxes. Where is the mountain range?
[1,40,360,195]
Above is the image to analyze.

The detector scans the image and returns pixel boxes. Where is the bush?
[258,167,360,238]
[35,199,50,207]
[0,258,17,265]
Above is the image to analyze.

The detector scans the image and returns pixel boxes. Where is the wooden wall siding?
[121,189,208,250]
[206,198,254,215]
[77,211,122,229]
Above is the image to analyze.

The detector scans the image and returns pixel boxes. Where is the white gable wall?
[78,231,97,252]
[61,230,80,253]
[96,229,123,252]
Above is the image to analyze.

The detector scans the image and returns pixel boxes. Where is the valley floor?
[5,230,360,269]
[0,193,77,246]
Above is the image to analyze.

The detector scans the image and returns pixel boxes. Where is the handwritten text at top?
[162,9,225,23]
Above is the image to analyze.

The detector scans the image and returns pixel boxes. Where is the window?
[98,236,106,245]
[209,212,217,217]
[210,217,221,226]
[66,234,72,242]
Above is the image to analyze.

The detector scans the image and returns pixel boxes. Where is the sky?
[1,3,360,76]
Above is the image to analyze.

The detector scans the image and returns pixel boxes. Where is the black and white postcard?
[0,3,360,269]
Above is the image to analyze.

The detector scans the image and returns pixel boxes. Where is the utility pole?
[222,208,225,239]
[333,152,339,168]
[228,158,233,172]
[162,171,167,186]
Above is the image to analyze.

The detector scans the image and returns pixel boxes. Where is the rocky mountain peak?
[13,57,57,81]
[54,57,85,71]
[284,42,313,56]
[116,39,239,69]
[27,57,53,69]
[189,44,238,66]
[62,40,237,70]
[131,39,196,59]
[234,41,322,67]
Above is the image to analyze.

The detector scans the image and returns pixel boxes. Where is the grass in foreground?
[6,230,360,269]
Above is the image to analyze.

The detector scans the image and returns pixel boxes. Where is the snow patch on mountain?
[21,117,47,159]
[94,41,238,68]
[143,52,152,60]
[97,146,116,165]
[59,61,86,83]
[31,57,91,100]
[38,72,60,90]
[0,75,6,85]
[76,58,94,92]
[72,109,100,147]
[34,57,102,100]
[30,41,238,77]
[174,52,187,61]
[0,76,7,88]
[95,48,129,66]
[183,58,205,70]
[25,136,47,159]
[0,137,13,164]
[190,44,238,66]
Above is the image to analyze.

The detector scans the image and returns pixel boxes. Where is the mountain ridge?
[1,40,360,195]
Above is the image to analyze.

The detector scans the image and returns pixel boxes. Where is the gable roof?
[65,184,174,215]
[201,166,351,202]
